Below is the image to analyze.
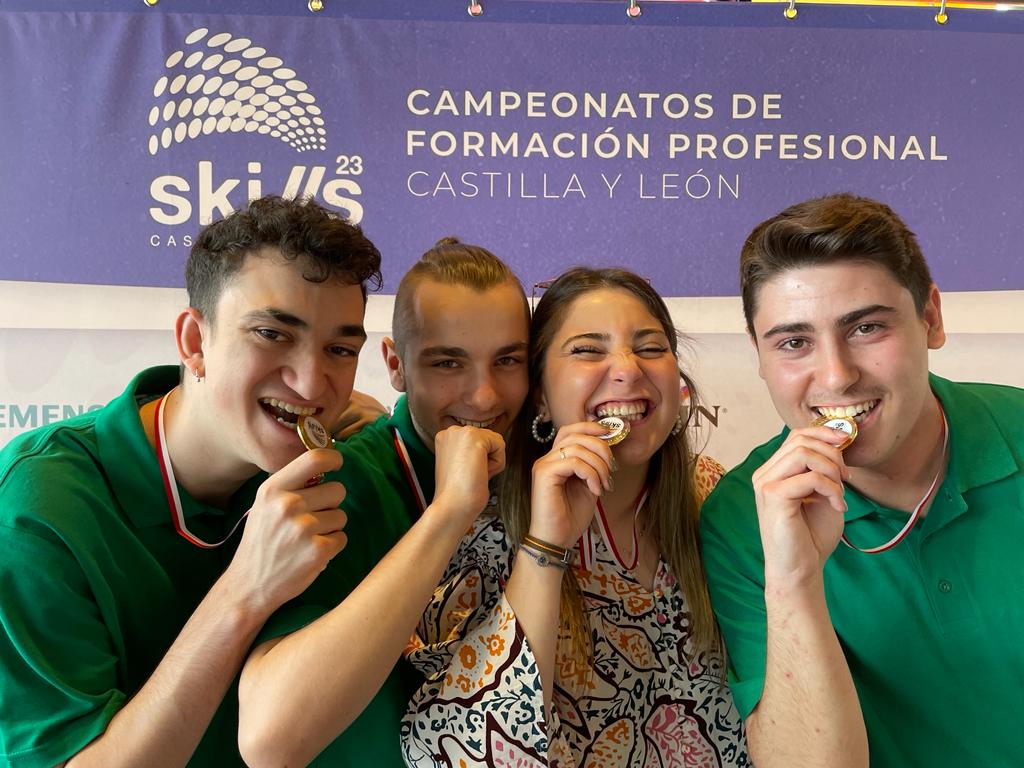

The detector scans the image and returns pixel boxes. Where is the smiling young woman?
[401,267,747,768]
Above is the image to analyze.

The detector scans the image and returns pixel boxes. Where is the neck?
[159,387,254,508]
[847,396,947,514]
[599,461,648,522]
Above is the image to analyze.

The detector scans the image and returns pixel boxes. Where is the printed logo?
[146,27,326,155]
[145,26,365,238]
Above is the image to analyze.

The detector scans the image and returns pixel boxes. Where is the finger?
[758,432,847,481]
[552,432,615,470]
[537,452,606,498]
[297,480,346,511]
[310,508,347,534]
[756,445,845,490]
[266,448,344,491]
[316,529,348,560]
[553,443,612,492]
[553,421,616,442]
[486,439,507,478]
[763,472,847,513]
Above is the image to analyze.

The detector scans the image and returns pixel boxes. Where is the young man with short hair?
[700,193,1024,767]
[237,238,531,767]
[0,196,382,766]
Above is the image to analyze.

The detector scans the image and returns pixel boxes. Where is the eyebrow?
[559,328,667,350]
[420,341,528,359]
[761,304,898,340]
[242,308,366,338]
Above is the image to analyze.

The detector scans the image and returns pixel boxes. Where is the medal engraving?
[596,416,630,446]
[811,414,858,450]
[297,415,331,450]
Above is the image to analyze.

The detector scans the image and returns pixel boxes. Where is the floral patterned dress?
[401,455,749,768]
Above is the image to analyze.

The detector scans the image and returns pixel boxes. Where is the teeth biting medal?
[811,414,858,450]
[596,415,630,446]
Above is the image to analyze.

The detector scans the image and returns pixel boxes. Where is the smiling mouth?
[451,415,500,429]
[595,401,650,422]
[814,399,879,423]
[259,397,318,428]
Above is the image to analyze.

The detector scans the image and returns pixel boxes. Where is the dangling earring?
[531,413,555,443]
[193,368,203,383]
[671,410,684,436]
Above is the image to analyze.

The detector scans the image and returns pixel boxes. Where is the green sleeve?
[700,473,770,720]
[0,519,125,768]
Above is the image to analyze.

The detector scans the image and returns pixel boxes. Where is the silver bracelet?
[519,542,570,570]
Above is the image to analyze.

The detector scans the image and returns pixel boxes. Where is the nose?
[467,369,500,413]
[282,350,328,402]
[610,350,643,384]
[818,342,859,392]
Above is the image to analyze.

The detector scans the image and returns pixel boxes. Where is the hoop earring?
[671,411,684,436]
[531,414,555,443]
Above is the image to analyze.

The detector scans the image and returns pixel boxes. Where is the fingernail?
[610,458,619,472]
[608,477,615,493]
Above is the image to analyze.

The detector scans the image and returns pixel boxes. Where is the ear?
[533,392,550,422]
[748,330,767,381]
[175,307,206,381]
[923,283,946,351]
[382,337,407,392]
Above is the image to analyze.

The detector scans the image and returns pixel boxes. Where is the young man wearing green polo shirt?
[0,196,381,767]
[700,193,1024,767]
[237,238,530,767]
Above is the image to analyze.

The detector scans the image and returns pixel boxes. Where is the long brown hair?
[497,267,720,677]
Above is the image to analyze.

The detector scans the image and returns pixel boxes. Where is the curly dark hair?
[186,195,383,320]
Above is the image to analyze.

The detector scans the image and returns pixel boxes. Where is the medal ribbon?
[155,392,250,549]
[841,401,948,554]
[578,487,650,572]
[392,427,428,516]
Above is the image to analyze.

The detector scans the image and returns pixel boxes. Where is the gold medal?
[297,414,331,450]
[811,414,858,450]
[596,416,630,446]
[297,415,331,487]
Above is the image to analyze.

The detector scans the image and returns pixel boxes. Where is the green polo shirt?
[257,394,427,767]
[701,375,1024,767]
[0,366,263,767]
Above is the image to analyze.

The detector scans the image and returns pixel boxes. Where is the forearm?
[503,552,564,712]
[65,574,268,768]
[237,504,472,767]
[747,577,868,768]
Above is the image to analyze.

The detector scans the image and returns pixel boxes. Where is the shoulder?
[942,377,1024,414]
[700,429,787,535]
[0,418,107,530]
[334,414,403,490]
[692,453,726,504]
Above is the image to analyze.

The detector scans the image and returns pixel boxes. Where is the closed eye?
[636,345,670,358]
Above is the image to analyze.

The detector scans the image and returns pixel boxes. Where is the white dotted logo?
[147,28,326,155]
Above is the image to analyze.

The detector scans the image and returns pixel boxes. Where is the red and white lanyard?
[577,487,650,572]
[392,427,428,516]
[841,403,948,555]
[155,392,249,548]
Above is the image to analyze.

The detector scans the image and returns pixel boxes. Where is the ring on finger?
[560,447,567,460]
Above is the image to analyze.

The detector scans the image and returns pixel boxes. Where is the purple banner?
[2,3,1023,295]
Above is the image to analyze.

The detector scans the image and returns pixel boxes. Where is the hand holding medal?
[297,415,331,487]
[810,414,858,451]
